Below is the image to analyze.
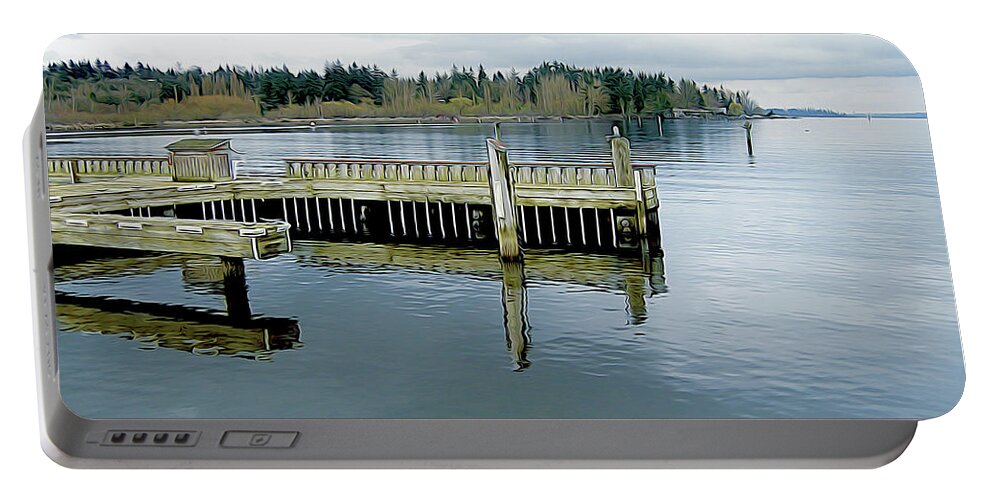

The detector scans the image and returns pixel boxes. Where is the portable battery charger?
[27,34,963,467]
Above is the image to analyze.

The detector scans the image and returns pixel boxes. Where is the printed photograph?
[43,34,963,419]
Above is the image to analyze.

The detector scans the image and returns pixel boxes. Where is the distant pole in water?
[743,121,754,156]
[657,114,665,135]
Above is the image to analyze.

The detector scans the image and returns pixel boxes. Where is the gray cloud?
[45,34,916,81]
[43,34,925,112]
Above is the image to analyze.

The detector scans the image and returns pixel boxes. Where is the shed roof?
[165,138,232,152]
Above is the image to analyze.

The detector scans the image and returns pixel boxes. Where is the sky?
[44,34,926,114]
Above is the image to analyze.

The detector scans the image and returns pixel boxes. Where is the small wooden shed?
[165,138,237,182]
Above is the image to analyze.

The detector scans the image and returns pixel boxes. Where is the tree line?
[44,59,763,125]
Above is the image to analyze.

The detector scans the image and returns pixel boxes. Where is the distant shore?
[46,113,780,136]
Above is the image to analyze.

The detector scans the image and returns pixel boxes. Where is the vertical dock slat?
[592,168,609,186]
[610,208,617,248]
[565,206,572,244]
[327,198,335,230]
[518,166,532,185]
[519,205,528,245]
[437,201,446,239]
[577,168,593,186]
[315,196,323,230]
[549,206,557,244]
[579,207,587,245]
[304,197,312,232]
[533,167,548,185]
[450,203,458,239]
[594,207,602,246]
[388,200,395,236]
[563,168,577,185]
[412,201,420,237]
[548,167,562,185]
[425,201,433,237]
[534,205,542,245]
[351,199,358,233]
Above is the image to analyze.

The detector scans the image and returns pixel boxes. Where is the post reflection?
[501,260,531,371]
[295,240,666,371]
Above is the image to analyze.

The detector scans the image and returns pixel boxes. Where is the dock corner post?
[485,136,521,261]
[609,126,648,237]
[609,126,634,188]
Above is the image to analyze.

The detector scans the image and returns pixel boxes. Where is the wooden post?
[68,159,80,184]
[485,134,522,261]
[657,114,664,135]
[743,121,754,156]
[608,126,634,187]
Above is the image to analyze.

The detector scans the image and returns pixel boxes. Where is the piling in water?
[485,135,521,261]
[743,121,754,156]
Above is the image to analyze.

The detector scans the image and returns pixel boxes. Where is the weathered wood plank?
[51,214,290,260]
[515,185,640,209]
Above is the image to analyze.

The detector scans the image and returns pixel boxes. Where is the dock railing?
[285,158,491,184]
[49,156,172,182]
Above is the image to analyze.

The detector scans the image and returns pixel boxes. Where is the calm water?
[49,118,964,419]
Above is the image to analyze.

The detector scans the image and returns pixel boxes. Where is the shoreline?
[46,114,774,137]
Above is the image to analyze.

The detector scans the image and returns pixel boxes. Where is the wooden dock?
[47,130,662,261]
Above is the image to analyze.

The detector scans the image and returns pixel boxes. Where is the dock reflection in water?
[54,251,301,361]
[293,239,666,370]
[54,240,665,370]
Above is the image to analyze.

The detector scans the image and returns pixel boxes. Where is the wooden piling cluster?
[46,130,662,261]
